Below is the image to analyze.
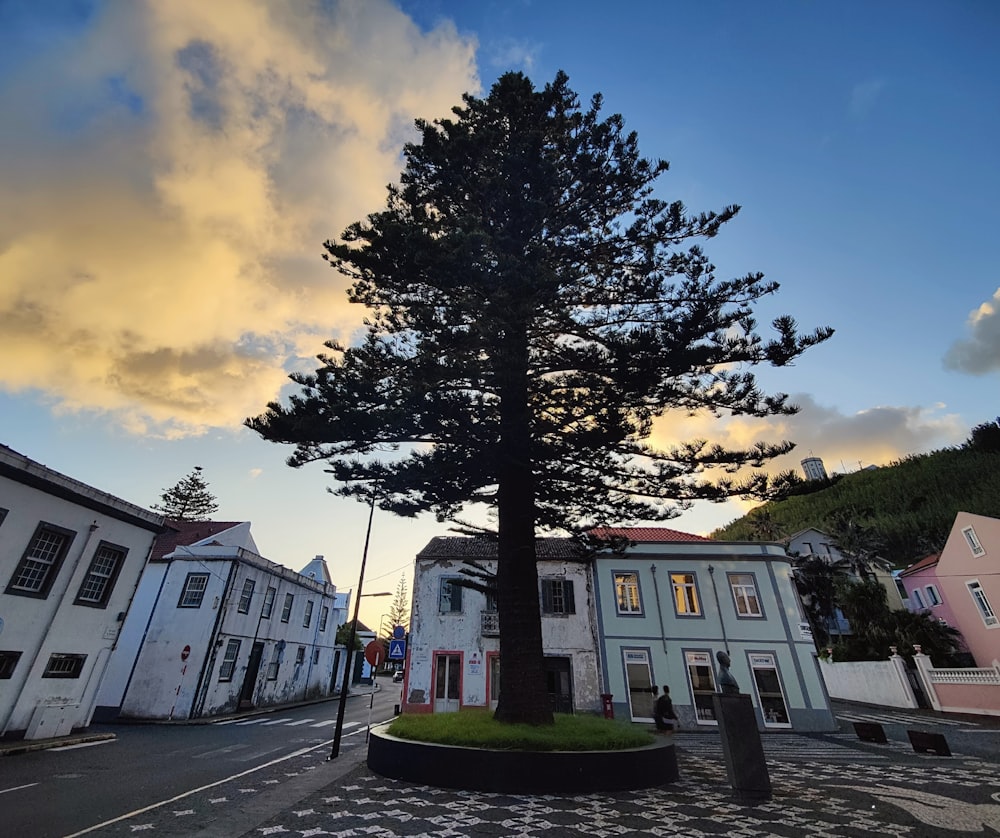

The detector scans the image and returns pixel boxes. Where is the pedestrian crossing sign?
[388,638,406,660]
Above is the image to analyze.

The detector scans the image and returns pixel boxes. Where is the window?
[671,573,700,616]
[0,651,22,679]
[0,508,7,528]
[281,593,294,623]
[614,572,642,615]
[303,600,314,628]
[178,573,210,608]
[728,573,762,617]
[237,579,255,614]
[295,646,305,666]
[261,586,276,619]
[266,644,282,680]
[967,580,998,628]
[42,653,86,679]
[7,523,74,597]
[685,651,718,723]
[312,648,320,665]
[963,525,985,557]
[802,541,813,555]
[925,585,941,606]
[319,605,329,632]
[910,588,926,609]
[219,639,241,681]
[75,542,126,607]
[439,578,463,613]
[541,579,575,614]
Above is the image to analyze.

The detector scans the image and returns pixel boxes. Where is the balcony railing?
[481,610,499,636]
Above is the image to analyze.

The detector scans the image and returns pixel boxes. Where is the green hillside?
[711,444,1000,567]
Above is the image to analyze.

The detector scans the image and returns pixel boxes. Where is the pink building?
[898,552,961,632]
[933,512,1000,668]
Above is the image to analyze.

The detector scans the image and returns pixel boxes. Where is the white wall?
[818,656,917,709]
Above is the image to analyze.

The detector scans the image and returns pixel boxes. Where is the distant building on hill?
[801,456,828,482]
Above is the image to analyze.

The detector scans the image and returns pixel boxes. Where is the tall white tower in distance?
[801,456,828,482]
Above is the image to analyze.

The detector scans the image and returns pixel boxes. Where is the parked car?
[392,670,404,682]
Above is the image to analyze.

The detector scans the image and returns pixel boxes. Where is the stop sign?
[364,640,384,668]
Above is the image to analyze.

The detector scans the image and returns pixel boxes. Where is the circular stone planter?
[367,723,679,794]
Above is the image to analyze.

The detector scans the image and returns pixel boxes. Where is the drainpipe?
[190,559,238,718]
[650,564,668,656]
[708,565,729,656]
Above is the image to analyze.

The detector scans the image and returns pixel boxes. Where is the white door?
[433,653,461,713]
[749,653,791,727]
[685,650,718,724]
[623,649,654,721]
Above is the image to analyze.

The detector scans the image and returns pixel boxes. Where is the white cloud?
[0,0,477,437]
[849,78,886,120]
[943,287,1000,375]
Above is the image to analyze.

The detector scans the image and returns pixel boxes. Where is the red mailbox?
[601,693,614,719]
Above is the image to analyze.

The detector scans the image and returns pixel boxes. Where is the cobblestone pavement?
[84,732,1000,837]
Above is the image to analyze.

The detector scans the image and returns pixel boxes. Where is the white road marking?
[260,718,295,726]
[47,740,114,751]
[284,719,315,726]
[310,720,338,728]
[0,783,39,795]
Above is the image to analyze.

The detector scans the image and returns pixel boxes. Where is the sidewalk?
[87,726,1000,837]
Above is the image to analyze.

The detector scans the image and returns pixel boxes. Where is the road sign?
[388,638,406,660]
[364,640,384,667]
[392,625,405,640]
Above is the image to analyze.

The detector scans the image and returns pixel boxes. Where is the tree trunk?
[493,321,553,725]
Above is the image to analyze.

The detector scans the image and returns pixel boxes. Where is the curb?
[0,731,116,757]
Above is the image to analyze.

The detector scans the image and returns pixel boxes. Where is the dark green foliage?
[246,72,831,725]
[151,466,219,521]
[966,417,1000,452]
[832,579,966,666]
[335,620,364,650]
[713,446,1000,566]
[382,577,409,641]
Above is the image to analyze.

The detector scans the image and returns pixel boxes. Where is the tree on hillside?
[246,71,833,725]
[151,466,219,520]
[966,417,1000,452]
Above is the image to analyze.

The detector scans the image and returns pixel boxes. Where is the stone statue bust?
[717,650,739,694]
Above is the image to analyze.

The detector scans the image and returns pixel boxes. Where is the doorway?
[623,649,655,721]
[239,642,264,708]
[488,653,500,712]
[433,653,461,712]
[545,656,573,714]
[685,650,718,724]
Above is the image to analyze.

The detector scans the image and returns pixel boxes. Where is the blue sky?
[1,1,998,630]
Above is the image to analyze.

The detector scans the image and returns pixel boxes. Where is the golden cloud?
[0,0,477,437]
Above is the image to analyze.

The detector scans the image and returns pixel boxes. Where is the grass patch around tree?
[386,709,655,751]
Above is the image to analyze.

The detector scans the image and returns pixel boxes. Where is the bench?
[852,721,888,744]
[907,729,951,756]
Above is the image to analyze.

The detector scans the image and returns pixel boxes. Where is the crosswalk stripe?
[284,719,315,726]
[233,718,265,726]
[837,711,971,727]
[260,718,295,726]
[310,720,339,728]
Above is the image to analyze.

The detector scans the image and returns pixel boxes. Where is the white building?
[801,457,828,481]
[103,531,349,720]
[0,445,165,740]
[404,536,602,715]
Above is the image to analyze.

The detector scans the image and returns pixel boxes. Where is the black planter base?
[367,724,680,793]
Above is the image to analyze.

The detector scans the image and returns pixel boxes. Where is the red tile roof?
[899,552,941,577]
[588,526,711,543]
[150,520,244,562]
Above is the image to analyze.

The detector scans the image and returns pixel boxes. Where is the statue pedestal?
[712,693,771,801]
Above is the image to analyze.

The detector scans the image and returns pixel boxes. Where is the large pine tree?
[151,466,219,521]
[247,72,832,724]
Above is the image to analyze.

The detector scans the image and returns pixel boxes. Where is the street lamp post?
[329,490,389,760]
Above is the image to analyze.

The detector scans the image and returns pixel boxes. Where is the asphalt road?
[0,679,402,838]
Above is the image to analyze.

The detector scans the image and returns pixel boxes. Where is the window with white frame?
[75,542,126,607]
[7,523,74,598]
[910,587,926,609]
[671,573,701,616]
[925,585,942,606]
[614,572,642,615]
[178,573,210,608]
[219,639,241,681]
[42,653,86,678]
[281,593,294,623]
[303,600,314,628]
[237,579,255,613]
[967,580,998,627]
[439,578,463,613]
[963,525,985,557]
[261,586,276,619]
[540,578,575,614]
[319,605,329,631]
[266,645,281,680]
[749,653,791,726]
[728,573,763,617]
